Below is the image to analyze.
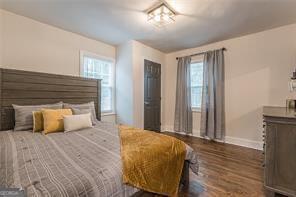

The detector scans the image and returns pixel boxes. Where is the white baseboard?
[224,136,263,150]
[162,126,263,150]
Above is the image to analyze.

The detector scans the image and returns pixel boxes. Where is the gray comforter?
[0,121,198,197]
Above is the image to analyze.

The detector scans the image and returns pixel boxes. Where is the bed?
[0,68,199,196]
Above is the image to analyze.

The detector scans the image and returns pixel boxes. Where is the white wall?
[0,9,3,67]
[163,23,296,149]
[116,41,134,125]
[0,9,116,122]
[132,41,165,128]
[116,40,165,128]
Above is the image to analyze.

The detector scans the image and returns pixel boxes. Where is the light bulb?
[154,15,161,22]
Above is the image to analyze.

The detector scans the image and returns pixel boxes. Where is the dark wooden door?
[144,59,161,132]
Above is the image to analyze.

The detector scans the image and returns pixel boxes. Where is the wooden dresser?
[263,106,296,196]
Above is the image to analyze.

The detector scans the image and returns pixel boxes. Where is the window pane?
[82,55,113,112]
[191,86,202,108]
[102,63,110,75]
[94,61,101,73]
[191,62,203,86]
[190,62,203,108]
[101,86,112,112]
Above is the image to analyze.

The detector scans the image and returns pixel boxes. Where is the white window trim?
[191,59,203,64]
[101,112,116,116]
[192,107,201,112]
[191,55,204,63]
[79,50,116,115]
[191,60,203,112]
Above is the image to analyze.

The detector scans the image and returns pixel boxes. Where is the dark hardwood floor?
[139,132,266,197]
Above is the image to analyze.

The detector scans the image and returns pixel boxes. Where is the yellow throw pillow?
[42,109,72,134]
[32,111,44,132]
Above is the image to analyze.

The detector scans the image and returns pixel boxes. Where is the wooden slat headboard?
[0,68,101,130]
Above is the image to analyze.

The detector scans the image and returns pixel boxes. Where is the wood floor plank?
[139,132,268,197]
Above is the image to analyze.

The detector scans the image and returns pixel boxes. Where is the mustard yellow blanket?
[119,125,186,196]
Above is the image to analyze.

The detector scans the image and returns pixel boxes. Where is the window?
[190,61,203,110]
[80,51,115,114]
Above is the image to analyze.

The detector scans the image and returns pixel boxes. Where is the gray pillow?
[13,102,63,131]
[63,101,97,125]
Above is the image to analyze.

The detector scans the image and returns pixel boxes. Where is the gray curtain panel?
[174,56,193,134]
[200,49,225,140]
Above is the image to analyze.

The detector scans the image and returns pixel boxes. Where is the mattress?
[0,121,198,197]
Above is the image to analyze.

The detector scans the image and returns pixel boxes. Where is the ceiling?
[1,0,296,53]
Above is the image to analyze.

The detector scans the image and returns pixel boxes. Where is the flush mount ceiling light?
[147,2,176,27]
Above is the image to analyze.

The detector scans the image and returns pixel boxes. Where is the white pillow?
[63,113,93,132]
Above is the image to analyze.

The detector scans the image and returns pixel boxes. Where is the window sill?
[192,108,201,113]
[101,112,116,116]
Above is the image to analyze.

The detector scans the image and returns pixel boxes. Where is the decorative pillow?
[13,102,63,131]
[32,111,43,132]
[42,109,72,134]
[71,108,96,125]
[63,113,93,132]
[63,102,97,124]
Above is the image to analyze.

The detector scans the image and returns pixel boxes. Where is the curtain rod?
[176,47,226,60]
